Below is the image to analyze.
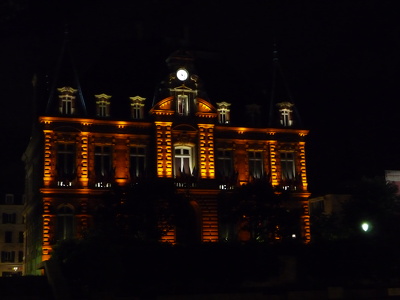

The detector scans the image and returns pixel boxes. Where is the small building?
[309,194,351,216]
[0,194,25,276]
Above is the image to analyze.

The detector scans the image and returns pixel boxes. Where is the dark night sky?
[1,0,400,195]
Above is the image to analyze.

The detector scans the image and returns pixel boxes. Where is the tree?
[341,176,400,241]
[219,180,301,243]
[312,176,400,243]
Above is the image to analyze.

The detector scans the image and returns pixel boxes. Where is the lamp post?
[361,222,370,232]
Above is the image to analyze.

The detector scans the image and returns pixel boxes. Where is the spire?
[45,27,87,116]
[268,43,302,128]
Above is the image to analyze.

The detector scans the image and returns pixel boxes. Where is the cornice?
[39,116,152,129]
[215,125,309,137]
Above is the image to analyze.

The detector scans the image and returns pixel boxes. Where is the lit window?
[130,146,146,179]
[248,151,264,179]
[177,95,189,116]
[57,87,77,115]
[130,96,146,119]
[56,143,75,186]
[95,145,112,186]
[174,146,194,176]
[280,152,295,181]
[276,102,294,127]
[217,102,231,124]
[56,206,74,241]
[95,94,111,117]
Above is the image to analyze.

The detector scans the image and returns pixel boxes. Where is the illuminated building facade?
[0,194,24,276]
[23,40,311,274]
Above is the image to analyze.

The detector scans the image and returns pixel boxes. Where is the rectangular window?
[18,231,24,243]
[61,96,73,115]
[98,102,108,117]
[279,108,293,127]
[280,152,295,180]
[132,104,143,119]
[1,251,15,263]
[174,146,193,176]
[2,213,16,224]
[216,150,233,179]
[57,143,76,186]
[95,145,112,186]
[4,231,12,243]
[56,206,74,241]
[5,194,14,204]
[248,151,264,179]
[177,95,189,116]
[130,146,146,178]
[18,251,23,263]
[218,109,230,124]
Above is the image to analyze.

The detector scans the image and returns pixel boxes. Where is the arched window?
[56,205,74,241]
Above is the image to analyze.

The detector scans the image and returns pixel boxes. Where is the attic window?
[5,194,14,204]
[277,102,294,127]
[95,94,111,117]
[217,102,231,124]
[57,86,77,115]
[130,96,146,119]
[177,95,189,116]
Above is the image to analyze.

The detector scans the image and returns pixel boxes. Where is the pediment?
[149,96,175,115]
[196,98,216,113]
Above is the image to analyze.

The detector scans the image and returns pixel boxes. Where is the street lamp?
[361,222,370,232]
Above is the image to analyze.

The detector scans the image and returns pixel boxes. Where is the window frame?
[248,150,264,179]
[177,95,189,116]
[129,146,146,178]
[94,145,113,187]
[174,145,195,177]
[280,152,296,180]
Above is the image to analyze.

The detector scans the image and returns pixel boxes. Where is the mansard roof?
[44,31,87,117]
[268,44,303,128]
[34,38,304,130]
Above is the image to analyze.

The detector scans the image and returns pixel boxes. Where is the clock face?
[176,68,188,81]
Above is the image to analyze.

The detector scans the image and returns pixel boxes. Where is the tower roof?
[45,30,87,116]
[268,44,303,128]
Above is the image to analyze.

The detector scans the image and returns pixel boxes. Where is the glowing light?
[361,222,370,232]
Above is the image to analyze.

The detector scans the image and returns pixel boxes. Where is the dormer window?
[277,102,294,127]
[95,94,111,117]
[130,96,146,119]
[177,95,189,116]
[217,102,231,124]
[57,86,77,115]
